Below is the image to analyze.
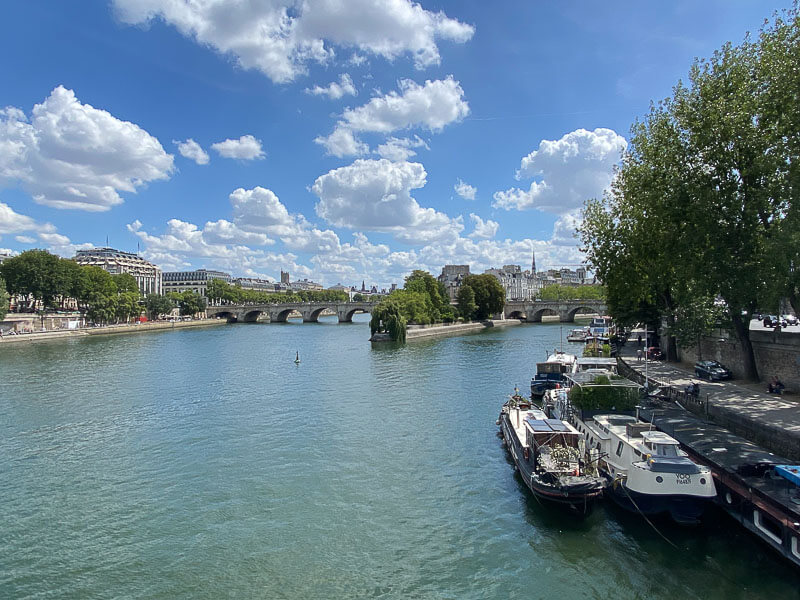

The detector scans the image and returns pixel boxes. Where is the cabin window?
[792,536,800,560]
[656,444,678,457]
[616,441,624,457]
[753,510,783,544]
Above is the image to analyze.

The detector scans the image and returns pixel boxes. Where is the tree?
[170,290,207,316]
[77,266,118,324]
[0,249,65,311]
[461,274,505,320]
[145,294,175,320]
[404,270,449,323]
[112,273,139,295]
[580,8,800,380]
[456,284,477,321]
[0,275,9,321]
[370,297,407,342]
[352,293,364,302]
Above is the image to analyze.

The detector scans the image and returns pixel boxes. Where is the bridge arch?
[303,306,332,323]
[566,306,599,321]
[529,307,561,322]
[507,310,526,320]
[215,311,239,323]
[270,308,295,323]
[243,309,267,323]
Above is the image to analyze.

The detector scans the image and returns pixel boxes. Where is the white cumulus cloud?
[468,214,498,239]
[112,0,474,83]
[311,158,462,244]
[306,73,357,99]
[211,135,265,160]
[0,86,174,211]
[174,138,210,164]
[375,135,428,161]
[454,179,476,200]
[316,77,468,157]
[493,128,627,215]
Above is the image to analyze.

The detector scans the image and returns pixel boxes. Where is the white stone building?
[74,247,162,295]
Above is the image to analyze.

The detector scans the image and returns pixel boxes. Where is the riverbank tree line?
[205,279,350,305]
[0,249,207,324]
[580,5,800,380]
[371,271,505,341]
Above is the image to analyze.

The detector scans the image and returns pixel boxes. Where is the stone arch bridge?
[503,299,607,323]
[206,301,374,323]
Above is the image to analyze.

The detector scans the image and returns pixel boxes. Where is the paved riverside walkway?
[619,329,800,461]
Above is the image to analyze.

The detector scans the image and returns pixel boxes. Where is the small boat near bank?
[544,371,716,525]
[498,391,605,515]
[566,327,589,342]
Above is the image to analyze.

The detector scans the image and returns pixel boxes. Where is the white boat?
[544,372,716,525]
[566,327,589,342]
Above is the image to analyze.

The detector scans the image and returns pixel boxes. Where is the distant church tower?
[531,250,537,274]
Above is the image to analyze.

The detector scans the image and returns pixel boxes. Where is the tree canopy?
[460,274,504,320]
[0,275,9,321]
[539,284,605,301]
[579,7,800,379]
[206,278,349,305]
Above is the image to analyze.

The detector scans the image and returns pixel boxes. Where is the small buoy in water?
[294,351,300,364]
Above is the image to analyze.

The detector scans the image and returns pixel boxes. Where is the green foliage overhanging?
[579,6,800,379]
[370,297,407,342]
[369,270,452,341]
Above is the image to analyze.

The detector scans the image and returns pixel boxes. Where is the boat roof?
[523,410,579,434]
[545,351,576,363]
[594,414,637,430]
[575,357,617,369]
[640,430,679,445]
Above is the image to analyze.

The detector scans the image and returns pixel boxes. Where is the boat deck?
[639,403,800,519]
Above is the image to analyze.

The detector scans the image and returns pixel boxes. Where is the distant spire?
[531,249,536,274]
[106,234,109,247]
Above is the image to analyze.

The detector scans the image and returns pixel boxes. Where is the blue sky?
[0,1,792,287]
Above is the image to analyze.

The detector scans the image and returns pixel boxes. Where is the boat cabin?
[574,357,618,374]
[523,413,583,473]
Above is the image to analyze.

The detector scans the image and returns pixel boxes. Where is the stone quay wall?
[370,319,520,342]
[677,329,800,392]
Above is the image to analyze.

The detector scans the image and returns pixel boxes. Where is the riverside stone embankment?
[0,318,227,344]
[370,319,520,342]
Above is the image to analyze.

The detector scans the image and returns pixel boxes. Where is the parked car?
[763,315,787,328]
[645,346,664,360]
[782,314,798,326]
[695,360,732,381]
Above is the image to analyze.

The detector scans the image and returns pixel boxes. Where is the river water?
[1,316,798,599]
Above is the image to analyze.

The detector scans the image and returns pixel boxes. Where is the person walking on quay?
[637,334,643,347]
[637,348,643,362]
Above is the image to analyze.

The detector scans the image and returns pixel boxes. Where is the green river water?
[1,315,798,599]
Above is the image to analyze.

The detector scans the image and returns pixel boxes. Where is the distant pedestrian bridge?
[206,301,374,323]
[503,299,606,323]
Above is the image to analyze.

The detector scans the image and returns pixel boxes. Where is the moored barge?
[498,392,605,515]
[639,404,800,568]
